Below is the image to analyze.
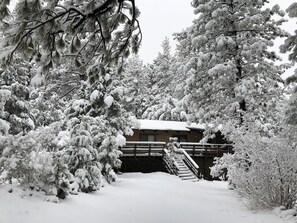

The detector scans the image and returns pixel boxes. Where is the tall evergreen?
[281,2,297,125]
[181,0,286,134]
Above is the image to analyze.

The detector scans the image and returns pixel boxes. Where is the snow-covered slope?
[0,172,294,223]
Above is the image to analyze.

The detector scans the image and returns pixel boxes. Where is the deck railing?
[180,149,199,177]
[120,141,233,157]
[163,149,179,175]
[119,141,166,157]
[179,142,233,157]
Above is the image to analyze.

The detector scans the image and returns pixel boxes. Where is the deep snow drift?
[0,172,295,223]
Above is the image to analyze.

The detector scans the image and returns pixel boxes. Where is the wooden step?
[179,172,196,176]
[180,176,197,180]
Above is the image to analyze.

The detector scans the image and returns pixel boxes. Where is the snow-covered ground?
[0,172,295,223]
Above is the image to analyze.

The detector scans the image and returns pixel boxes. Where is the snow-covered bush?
[31,150,71,199]
[0,123,72,199]
[210,154,233,181]
[0,134,36,185]
[167,137,181,153]
[31,124,71,199]
[211,127,297,209]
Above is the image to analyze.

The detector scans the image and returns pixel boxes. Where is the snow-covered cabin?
[125,119,224,144]
[121,120,230,179]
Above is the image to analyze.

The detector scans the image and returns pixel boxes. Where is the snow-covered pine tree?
[0,0,141,82]
[177,0,296,209]
[142,97,187,121]
[121,55,149,118]
[29,65,81,127]
[87,69,135,183]
[0,57,35,135]
[182,0,286,134]
[0,0,143,188]
[281,2,297,125]
[140,37,187,121]
[66,116,102,193]
[172,30,193,101]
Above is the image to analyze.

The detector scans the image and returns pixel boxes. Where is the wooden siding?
[125,129,204,144]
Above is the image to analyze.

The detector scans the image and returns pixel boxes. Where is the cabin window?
[140,134,156,142]
[173,135,188,142]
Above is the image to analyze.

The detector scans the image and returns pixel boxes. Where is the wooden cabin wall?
[125,129,204,143]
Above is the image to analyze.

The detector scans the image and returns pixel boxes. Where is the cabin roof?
[136,119,205,131]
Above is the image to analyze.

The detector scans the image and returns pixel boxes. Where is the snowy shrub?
[210,154,233,181]
[31,150,71,199]
[0,123,72,199]
[212,129,297,209]
[167,137,181,153]
[0,134,37,185]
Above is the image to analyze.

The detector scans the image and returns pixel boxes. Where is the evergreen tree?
[0,57,35,135]
[0,0,142,191]
[181,0,286,134]
[281,2,297,125]
[89,71,134,183]
[121,55,147,118]
[177,0,297,209]
[66,117,102,193]
[0,0,141,83]
[141,37,187,121]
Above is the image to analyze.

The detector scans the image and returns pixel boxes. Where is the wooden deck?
[120,141,232,157]
[179,142,233,157]
[119,141,233,179]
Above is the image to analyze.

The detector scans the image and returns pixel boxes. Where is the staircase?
[175,158,199,182]
[163,149,199,182]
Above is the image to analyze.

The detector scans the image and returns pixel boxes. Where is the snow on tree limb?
[0,0,142,84]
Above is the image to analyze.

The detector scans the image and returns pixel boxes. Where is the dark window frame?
[172,135,188,142]
[139,133,156,142]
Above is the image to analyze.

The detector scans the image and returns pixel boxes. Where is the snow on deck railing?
[179,142,232,146]
[125,141,166,145]
[120,141,166,157]
[179,142,233,157]
[121,141,232,157]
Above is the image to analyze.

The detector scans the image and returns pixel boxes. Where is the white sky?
[136,0,297,78]
[136,0,194,62]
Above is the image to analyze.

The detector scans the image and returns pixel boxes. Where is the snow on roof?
[136,119,205,131]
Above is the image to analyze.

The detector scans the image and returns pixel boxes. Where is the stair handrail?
[180,149,199,177]
[163,149,179,175]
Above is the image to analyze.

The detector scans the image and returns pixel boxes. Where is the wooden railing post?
[149,143,151,157]
[134,144,137,158]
